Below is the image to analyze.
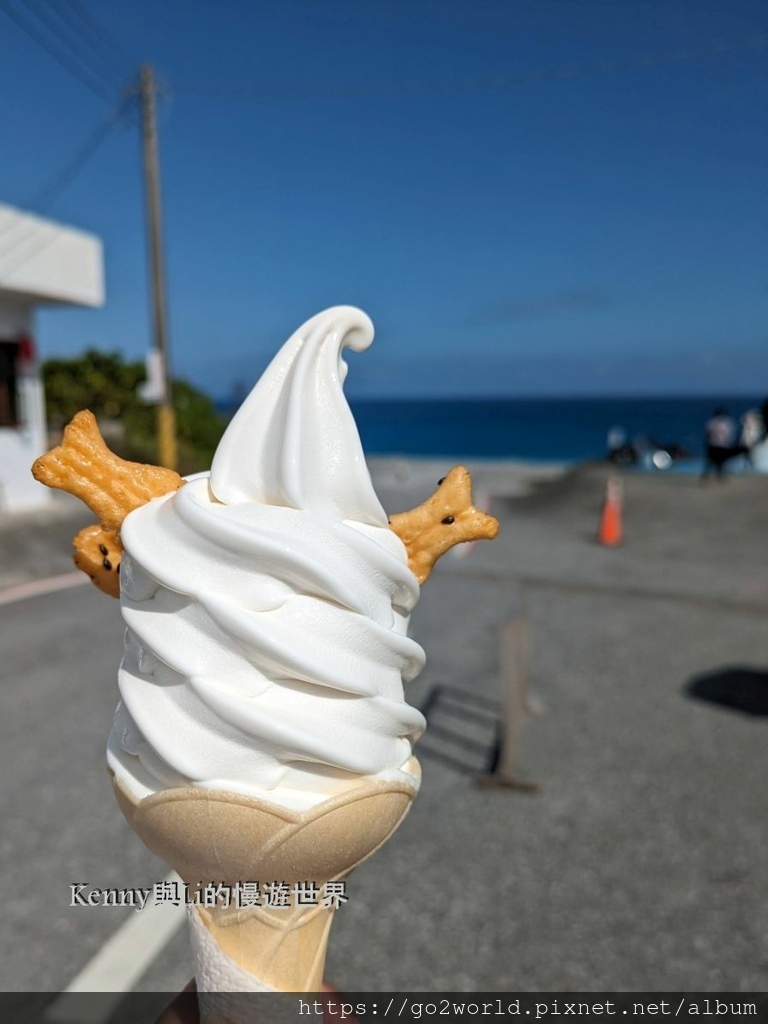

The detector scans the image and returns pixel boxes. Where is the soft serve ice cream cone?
[32,306,499,1004]
[107,307,425,995]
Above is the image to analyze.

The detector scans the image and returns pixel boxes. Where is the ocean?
[216,395,765,465]
[347,396,765,464]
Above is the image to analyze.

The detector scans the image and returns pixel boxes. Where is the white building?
[0,204,104,510]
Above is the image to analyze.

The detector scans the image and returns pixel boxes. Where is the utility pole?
[139,63,177,470]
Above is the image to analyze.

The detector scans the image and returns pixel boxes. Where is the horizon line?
[214,390,767,405]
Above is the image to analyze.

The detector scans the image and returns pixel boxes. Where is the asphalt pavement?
[1,463,766,1000]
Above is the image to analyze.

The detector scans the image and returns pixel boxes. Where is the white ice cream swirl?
[107,307,425,811]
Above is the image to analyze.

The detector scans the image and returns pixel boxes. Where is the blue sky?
[0,0,765,398]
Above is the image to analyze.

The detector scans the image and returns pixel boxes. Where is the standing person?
[606,425,635,464]
[739,409,763,468]
[702,408,738,480]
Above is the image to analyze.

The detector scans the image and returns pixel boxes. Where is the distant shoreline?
[218,394,764,465]
[216,392,766,410]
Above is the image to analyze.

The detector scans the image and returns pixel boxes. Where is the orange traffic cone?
[597,475,623,546]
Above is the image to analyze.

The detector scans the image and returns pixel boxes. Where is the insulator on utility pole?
[139,62,177,470]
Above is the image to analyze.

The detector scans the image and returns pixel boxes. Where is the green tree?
[42,350,225,474]
[42,350,144,426]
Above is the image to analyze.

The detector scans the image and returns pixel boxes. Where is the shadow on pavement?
[417,683,500,775]
[685,665,768,717]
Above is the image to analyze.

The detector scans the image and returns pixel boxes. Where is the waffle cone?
[112,761,419,992]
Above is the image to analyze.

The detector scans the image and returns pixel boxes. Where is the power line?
[19,0,128,93]
[173,33,768,101]
[26,96,134,211]
[0,0,120,104]
[53,0,135,76]
[0,96,132,277]
[20,0,128,91]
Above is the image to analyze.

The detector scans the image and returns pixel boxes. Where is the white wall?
[0,206,105,511]
[0,302,50,510]
[0,379,49,511]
